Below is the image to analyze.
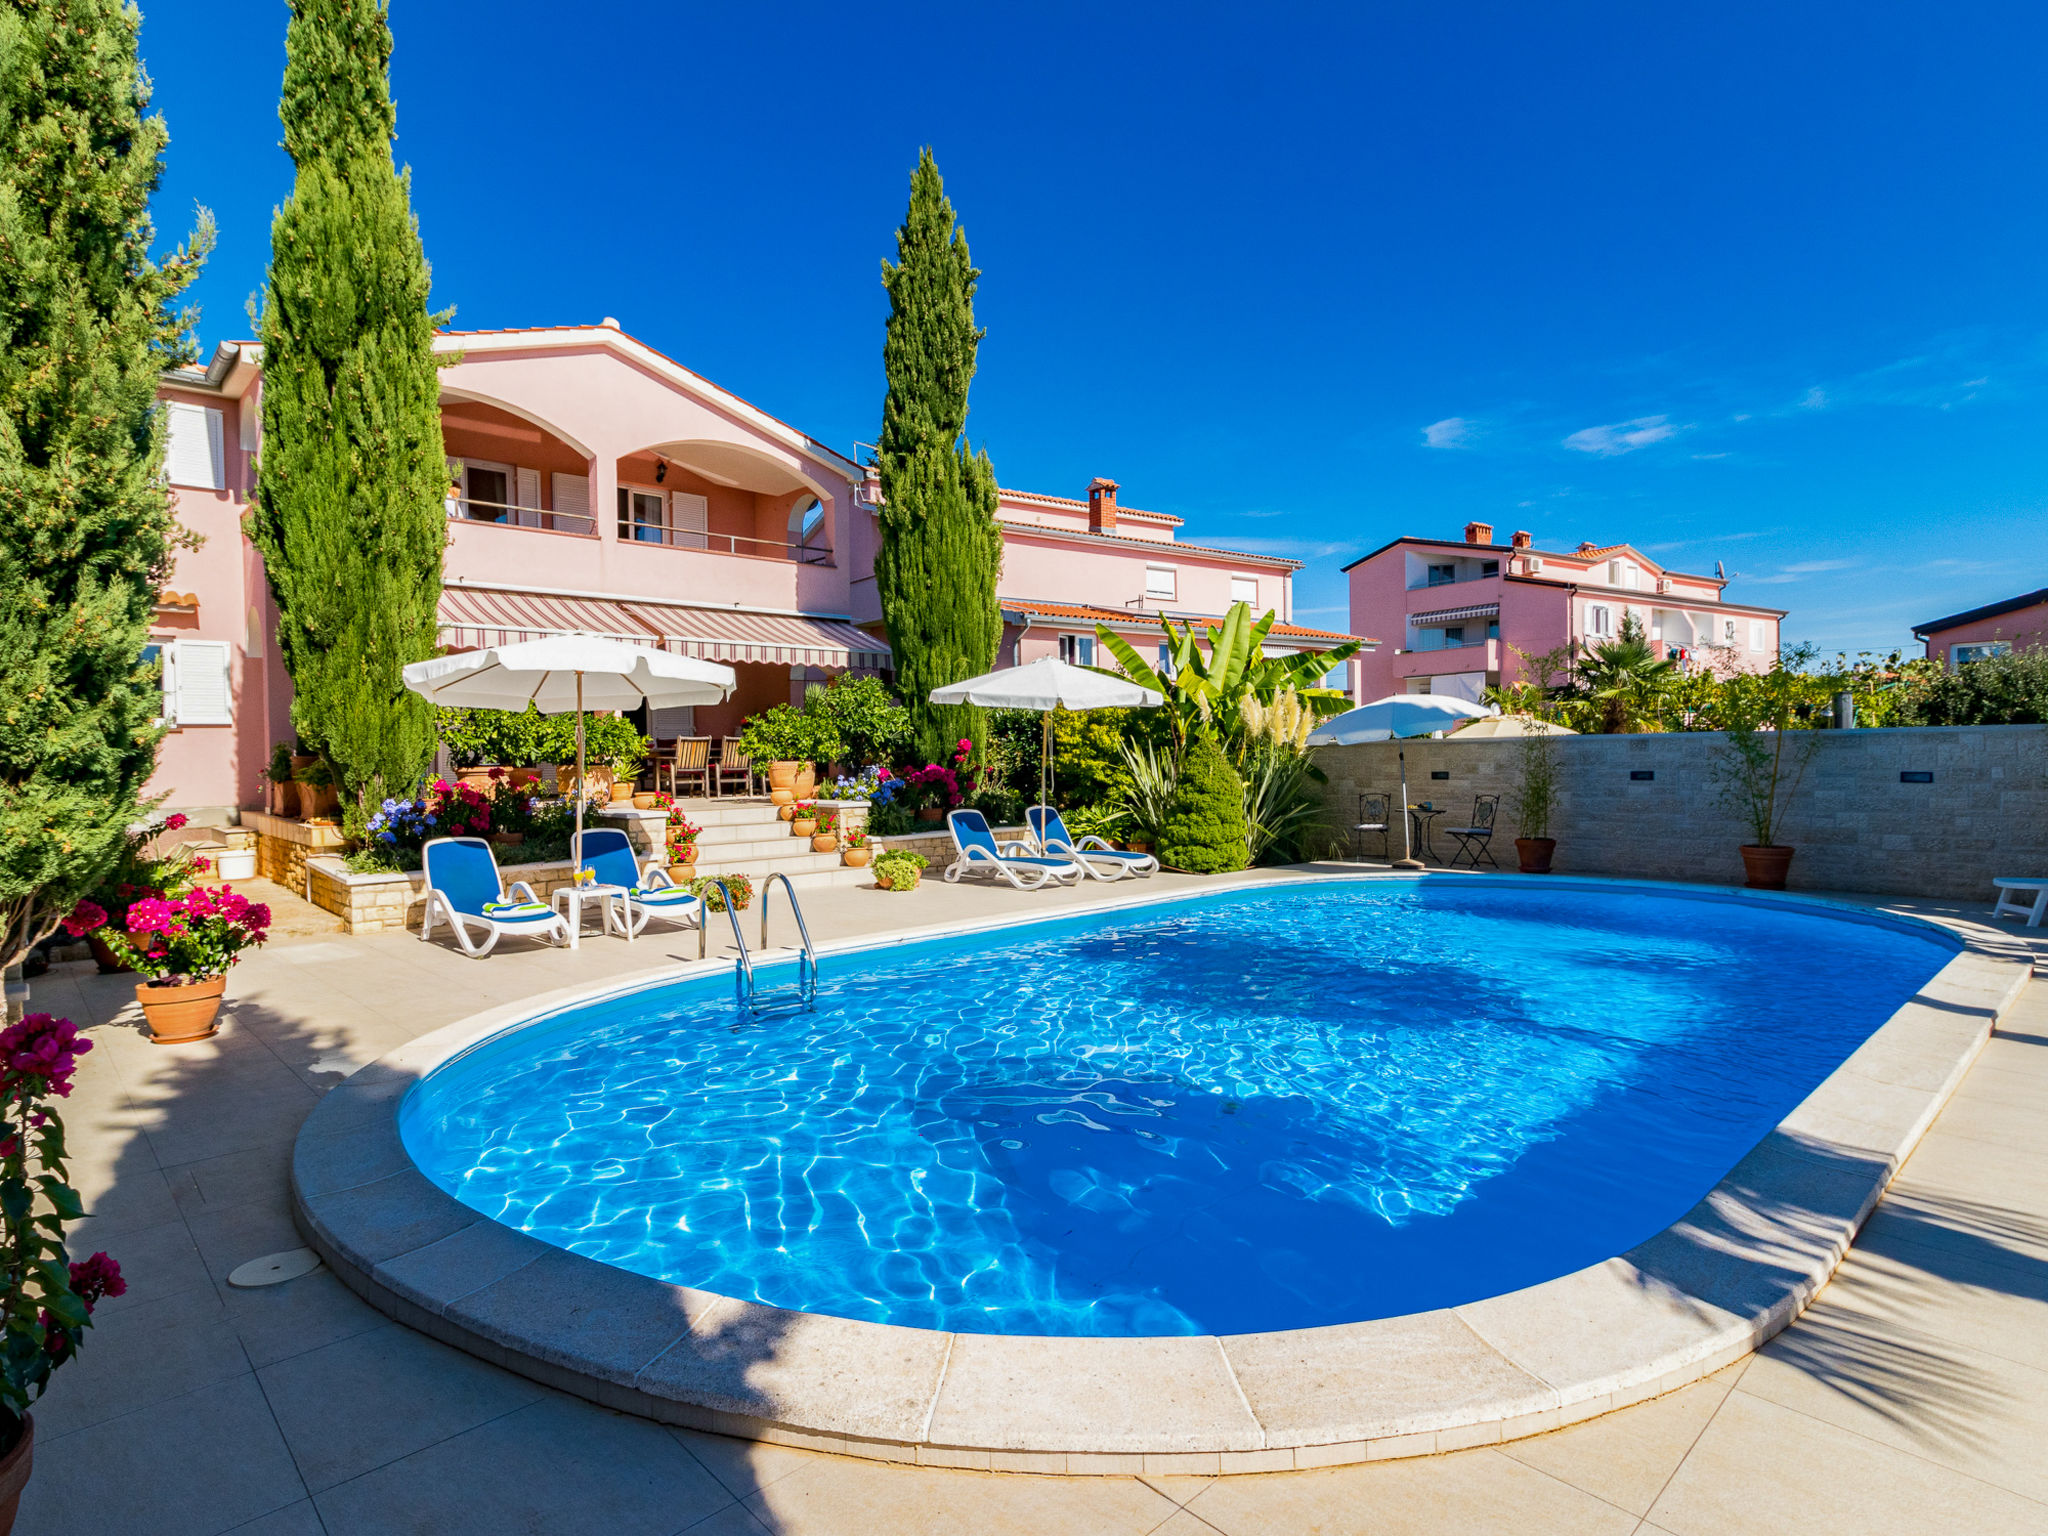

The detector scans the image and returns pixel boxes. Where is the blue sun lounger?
[1026,805,1159,882]
[420,836,572,957]
[574,827,703,941]
[944,808,1083,891]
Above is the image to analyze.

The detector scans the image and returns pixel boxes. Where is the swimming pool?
[399,878,1956,1338]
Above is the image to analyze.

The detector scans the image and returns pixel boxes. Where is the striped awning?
[437,585,891,670]
[1409,602,1500,627]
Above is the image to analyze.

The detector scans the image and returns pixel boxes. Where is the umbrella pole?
[1041,711,1051,812]
[574,672,586,861]
[1392,742,1424,870]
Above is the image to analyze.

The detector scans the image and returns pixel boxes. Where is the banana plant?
[1094,602,1362,756]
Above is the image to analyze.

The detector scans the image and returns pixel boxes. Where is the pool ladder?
[697,872,818,1015]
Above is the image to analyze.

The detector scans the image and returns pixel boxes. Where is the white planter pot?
[215,848,257,881]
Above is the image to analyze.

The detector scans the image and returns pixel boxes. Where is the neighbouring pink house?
[148,321,1369,818]
[1344,521,1788,702]
[1912,588,2048,668]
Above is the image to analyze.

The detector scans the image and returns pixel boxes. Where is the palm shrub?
[1115,739,1179,847]
[1157,733,1249,873]
[1574,614,1676,734]
[252,0,448,824]
[0,0,210,977]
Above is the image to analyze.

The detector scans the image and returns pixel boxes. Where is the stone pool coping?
[290,870,2035,1475]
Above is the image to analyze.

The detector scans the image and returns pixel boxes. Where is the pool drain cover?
[227,1248,324,1288]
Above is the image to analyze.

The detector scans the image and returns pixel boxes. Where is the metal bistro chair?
[1353,793,1391,862]
[1442,794,1500,869]
[663,736,712,799]
[715,737,757,797]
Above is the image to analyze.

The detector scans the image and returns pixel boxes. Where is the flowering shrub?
[84,813,201,930]
[0,1014,122,1451]
[841,825,868,849]
[791,800,818,824]
[831,768,888,801]
[110,885,271,983]
[812,806,839,834]
[893,764,963,812]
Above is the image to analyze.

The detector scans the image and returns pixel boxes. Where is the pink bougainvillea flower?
[164,813,188,831]
[0,1015,91,1097]
[124,897,175,936]
[60,899,107,938]
[68,1252,126,1310]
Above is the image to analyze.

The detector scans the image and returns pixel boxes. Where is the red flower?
[0,1015,91,1097]
[60,899,107,937]
[164,813,188,831]
[69,1252,125,1310]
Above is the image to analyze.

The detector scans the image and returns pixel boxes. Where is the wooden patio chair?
[663,737,713,799]
[715,738,756,797]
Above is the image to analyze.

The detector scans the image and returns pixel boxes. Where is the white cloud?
[1561,414,1680,456]
[1221,536,1363,561]
[1797,386,1828,411]
[1691,451,1730,461]
[1746,558,1856,586]
[1422,417,1474,449]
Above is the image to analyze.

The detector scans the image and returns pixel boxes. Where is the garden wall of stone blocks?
[306,857,586,935]
[1311,723,2047,900]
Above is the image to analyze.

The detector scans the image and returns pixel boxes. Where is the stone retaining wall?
[244,810,348,895]
[307,856,587,935]
[1312,723,2047,899]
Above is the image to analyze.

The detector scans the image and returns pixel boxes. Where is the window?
[1487,619,1500,640]
[164,401,225,489]
[1748,620,1770,652]
[1427,563,1456,587]
[1953,642,2011,665]
[671,492,709,550]
[1724,618,1739,644]
[1443,626,1466,648]
[1587,604,1613,637]
[1145,566,1176,601]
[1058,634,1095,666]
[1230,576,1259,606]
[150,639,232,726]
[460,461,512,522]
[618,487,669,543]
[1480,560,1499,578]
[1157,641,1174,677]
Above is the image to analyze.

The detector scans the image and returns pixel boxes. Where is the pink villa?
[147,320,1370,819]
[1344,521,1787,702]
[1912,587,2048,668]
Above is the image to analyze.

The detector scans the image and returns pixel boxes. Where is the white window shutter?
[552,472,590,526]
[670,492,708,549]
[238,396,260,453]
[515,467,542,528]
[1230,576,1258,606]
[174,639,233,725]
[156,643,178,724]
[165,402,226,489]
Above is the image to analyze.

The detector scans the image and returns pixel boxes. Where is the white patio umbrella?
[929,656,1164,811]
[402,634,736,852]
[1306,693,1496,868]
[1448,714,1578,739]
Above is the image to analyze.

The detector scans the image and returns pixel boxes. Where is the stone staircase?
[667,798,873,892]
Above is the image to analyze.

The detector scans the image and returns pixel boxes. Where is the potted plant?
[691,872,754,912]
[1709,663,1819,890]
[790,801,819,840]
[872,849,928,891]
[296,756,339,819]
[841,825,871,868]
[0,1010,126,1530]
[265,741,299,817]
[607,734,648,802]
[80,814,199,972]
[666,811,701,874]
[1508,724,1561,874]
[810,805,839,853]
[93,884,270,1044]
[739,706,843,807]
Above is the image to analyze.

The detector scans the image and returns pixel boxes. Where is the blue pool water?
[400,880,1954,1337]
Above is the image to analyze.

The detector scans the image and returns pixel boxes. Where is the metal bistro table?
[551,881,632,948]
[1406,803,1446,865]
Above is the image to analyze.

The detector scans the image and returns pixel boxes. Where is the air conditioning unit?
[1525,556,1543,573]
[1656,576,1672,594]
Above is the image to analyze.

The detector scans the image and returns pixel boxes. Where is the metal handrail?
[617,522,835,565]
[446,495,596,537]
[758,872,818,1004]
[696,880,755,1004]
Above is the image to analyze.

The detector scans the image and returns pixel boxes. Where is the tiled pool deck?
[26,869,2048,1536]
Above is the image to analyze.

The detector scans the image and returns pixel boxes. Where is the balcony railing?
[1406,565,1500,592]
[448,496,594,537]
[617,523,834,565]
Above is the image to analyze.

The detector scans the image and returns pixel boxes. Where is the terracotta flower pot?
[0,1413,35,1536]
[633,793,663,810]
[791,819,818,839]
[508,767,540,791]
[917,806,944,824]
[609,781,636,803]
[87,931,133,975]
[136,973,226,1045]
[843,847,871,868]
[298,781,340,818]
[1124,840,1151,855]
[811,834,837,853]
[877,872,920,892]
[267,779,299,817]
[1515,837,1557,874]
[455,767,497,792]
[793,765,817,799]
[768,761,799,793]
[1741,844,1795,890]
[778,803,796,821]
[487,832,524,848]
[669,853,697,878]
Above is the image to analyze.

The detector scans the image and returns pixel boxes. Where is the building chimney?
[1464,520,1493,546]
[1088,477,1119,534]
[1511,530,1532,550]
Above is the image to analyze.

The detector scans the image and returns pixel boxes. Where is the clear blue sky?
[142,1,2047,653]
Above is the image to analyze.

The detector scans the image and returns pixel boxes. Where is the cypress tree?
[874,149,1004,764]
[1158,732,1250,874]
[0,0,210,972]
[251,0,445,821]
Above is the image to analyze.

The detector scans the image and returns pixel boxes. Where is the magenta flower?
[68,1252,125,1310]
[164,813,188,831]
[0,1015,91,1097]
[124,897,175,936]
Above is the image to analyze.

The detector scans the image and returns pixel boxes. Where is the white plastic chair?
[1026,805,1158,881]
[944,809,1083,890]
[420,837,572,957]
